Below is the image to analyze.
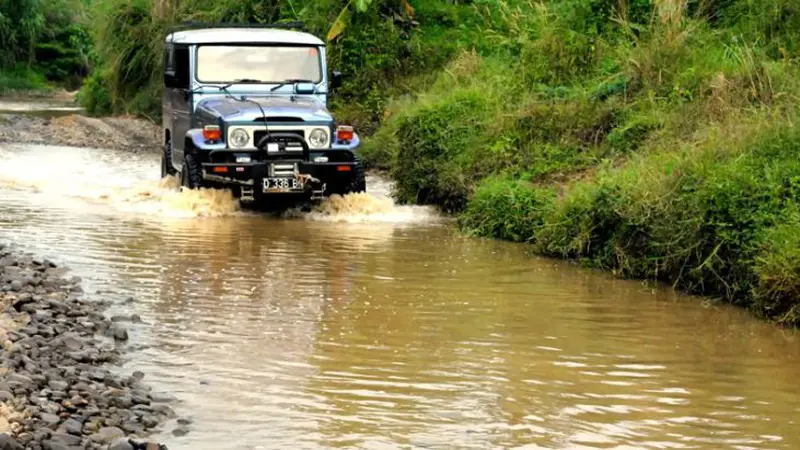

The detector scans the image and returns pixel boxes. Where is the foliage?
[0,0,92,90]
[359,0,800,325]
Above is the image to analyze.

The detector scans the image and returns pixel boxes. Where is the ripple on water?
[2,143,800,449]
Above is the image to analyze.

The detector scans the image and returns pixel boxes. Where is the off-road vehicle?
[161,23,365,207]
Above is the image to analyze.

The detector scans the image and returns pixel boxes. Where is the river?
[1,140,799,449]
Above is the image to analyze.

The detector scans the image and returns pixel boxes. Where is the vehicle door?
[164,44,192,169]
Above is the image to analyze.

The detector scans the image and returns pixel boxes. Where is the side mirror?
[294,82,317,95]
[330,71,343,90]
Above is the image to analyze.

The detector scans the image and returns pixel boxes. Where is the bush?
[0,65,51,94]
[753,208,800,324]
[461,176,556,243]
[390,87,498,211]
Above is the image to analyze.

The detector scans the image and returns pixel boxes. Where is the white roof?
[166,28,324,46]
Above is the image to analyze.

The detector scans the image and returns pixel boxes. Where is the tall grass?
[0,0,92,91]
[362,0,800,325]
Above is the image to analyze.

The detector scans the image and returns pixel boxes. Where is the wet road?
[1,142,799,450]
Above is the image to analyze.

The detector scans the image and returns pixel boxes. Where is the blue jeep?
[161,23,365,206]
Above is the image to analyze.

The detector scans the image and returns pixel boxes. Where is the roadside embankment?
[360,1,800,325]
[0,113,160,153]
[0,243,172,449]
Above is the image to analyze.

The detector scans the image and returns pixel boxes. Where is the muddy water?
[1,142,800,450]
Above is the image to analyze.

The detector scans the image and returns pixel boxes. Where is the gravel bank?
[0,114,160,153]
[0,243,172,450]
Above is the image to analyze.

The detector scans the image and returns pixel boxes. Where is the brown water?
[1,142,800,450]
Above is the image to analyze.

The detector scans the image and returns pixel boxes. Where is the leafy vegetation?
[0,0,92,93]
[362,0,800,324]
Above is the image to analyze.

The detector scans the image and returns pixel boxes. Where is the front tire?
[161,140,177,178]
[180,153,203,189]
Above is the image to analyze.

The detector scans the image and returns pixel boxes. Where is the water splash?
[0,144,436,223]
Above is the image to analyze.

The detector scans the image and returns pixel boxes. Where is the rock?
[171,426,189,437]
[10,280,22,291]
[41,441,70,450]
[109,325,128,342]
[8,373,35,388]
[141,415,159,429]
[0,390,13,401]
[130,315,143,324]
[33,428,51,443]
[0,433,24,450]
[130,393,149,406]
[49,432,81,446]
[89,370,106,382]
[107,438,134,450]
[121,421,144,434]
[15,433,33,446]
[130,372,144,382]
[59,418,83,436]
[89,427,124,444]
[48,380,69,392]
[38,413,60,429]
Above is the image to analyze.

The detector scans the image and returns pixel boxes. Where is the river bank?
[0,114,160,153]
[0,243,174,449]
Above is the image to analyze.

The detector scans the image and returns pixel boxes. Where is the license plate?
[263,177,301,192]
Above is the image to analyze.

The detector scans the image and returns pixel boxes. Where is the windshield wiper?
[270,79,314,92]
[220,79,265,90]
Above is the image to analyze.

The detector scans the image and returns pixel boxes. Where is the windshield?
[195,45,323,84]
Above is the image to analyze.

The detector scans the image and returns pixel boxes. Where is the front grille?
[253,130,305,151]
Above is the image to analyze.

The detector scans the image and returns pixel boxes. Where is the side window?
[174,46,190,88]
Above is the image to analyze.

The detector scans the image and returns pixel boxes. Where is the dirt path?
[0,92,161,153]
[0,114,161,153]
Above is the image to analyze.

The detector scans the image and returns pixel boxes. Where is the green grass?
[0,66,52,95]
[362,0,800,326]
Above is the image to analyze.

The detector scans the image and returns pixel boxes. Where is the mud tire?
[180,153,203,189]
[161,140,177,178]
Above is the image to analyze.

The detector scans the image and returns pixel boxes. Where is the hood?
[196,95,333,123]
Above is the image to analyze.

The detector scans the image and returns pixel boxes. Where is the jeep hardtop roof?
[165,27,325,46]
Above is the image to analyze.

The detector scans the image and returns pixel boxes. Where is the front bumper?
[201,160,357,195]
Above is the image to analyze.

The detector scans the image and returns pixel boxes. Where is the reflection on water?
[1,143,799,449]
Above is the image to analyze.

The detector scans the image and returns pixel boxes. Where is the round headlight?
[308,128,329,148]
[229,128,249,148]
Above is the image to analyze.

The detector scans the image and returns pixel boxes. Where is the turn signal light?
[203,125,221,142]
[213,166,228,173]
[337,165,351,172]
[336,126,354,142]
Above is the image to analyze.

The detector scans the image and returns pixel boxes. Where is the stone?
[15,433,33,446]
[107,438,134,450]
[89,370,106,382]
[60,418,83,436]
[0,391,13,402]
[49,432,81,446]
[38,413,60,429]
[170,426,189,437]
[8,373,35,388]
[110,325,128,342]
[41,441,69,450]
[10,280,22,292]
[141,415,159,429]
[0,433,23,450]
[89,427,124,444]
[48,381,69,392]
